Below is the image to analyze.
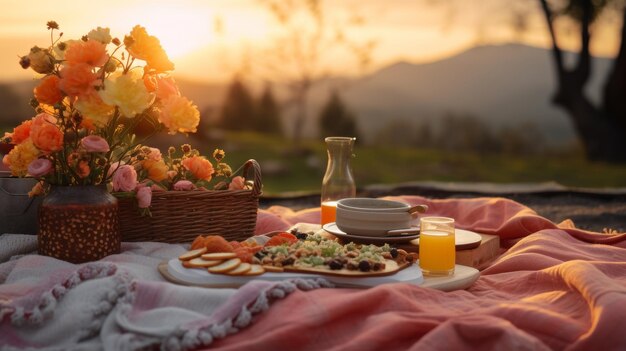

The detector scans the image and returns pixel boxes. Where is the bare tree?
[258,0,375,143]
[539,0,626,162]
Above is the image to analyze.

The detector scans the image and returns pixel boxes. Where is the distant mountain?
[0,44,613,146]
[305,43,612,145]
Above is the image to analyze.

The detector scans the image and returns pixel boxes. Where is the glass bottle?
[321,137,356,225]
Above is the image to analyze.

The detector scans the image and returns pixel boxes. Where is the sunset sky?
[0,0,621,83]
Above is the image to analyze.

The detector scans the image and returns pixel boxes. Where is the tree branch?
[539,0,565,75]
[615,5,626,66]
[575,0,592,84]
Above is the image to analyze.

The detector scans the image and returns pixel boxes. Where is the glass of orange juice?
[419,216,455,276]
[321,200,339,225]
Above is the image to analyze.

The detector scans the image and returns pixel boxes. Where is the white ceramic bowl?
[335,198,416,237]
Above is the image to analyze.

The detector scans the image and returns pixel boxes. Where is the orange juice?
[419,229,455,276]
[321,201,338,225]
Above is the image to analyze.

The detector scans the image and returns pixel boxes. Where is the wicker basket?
[117,159,262,243]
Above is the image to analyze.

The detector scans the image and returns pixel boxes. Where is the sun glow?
[115,4,215,59]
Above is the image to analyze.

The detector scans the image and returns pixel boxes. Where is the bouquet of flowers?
[113,143,251,215]
[1,21,201,196]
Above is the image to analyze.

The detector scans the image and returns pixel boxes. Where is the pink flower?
[111,164,137,191]
[81,135,110,152]
[136,186,152,208]
[27,158,53,177]
[173,180,195,191]
[107,161,122,178]
[228,176,246,190]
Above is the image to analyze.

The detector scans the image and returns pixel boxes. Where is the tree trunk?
[603,5,626,144]
[555,78,626,161]
[539,0,626,163]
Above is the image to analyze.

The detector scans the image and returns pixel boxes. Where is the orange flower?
[142,159,168,181]
[11,120,33,145]
[34,75,63,105]
[80,118,96,131]
[182,155,214,181]
[126,25,174,72]
[30,116,63,154]
[143,73,157,92]
[59,63,99,97]
[64,39,108,67]
[76,160,90,178]
[144,73,180,100]
[158,95,200,134]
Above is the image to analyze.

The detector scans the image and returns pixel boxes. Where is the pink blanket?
[1,195,624,350]
[213,196,626,350]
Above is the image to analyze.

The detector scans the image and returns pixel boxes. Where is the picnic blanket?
[1,195,625,350]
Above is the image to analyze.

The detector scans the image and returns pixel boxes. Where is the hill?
[306,43,611,145]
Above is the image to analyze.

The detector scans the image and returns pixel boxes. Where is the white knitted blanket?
[0,234,331,350]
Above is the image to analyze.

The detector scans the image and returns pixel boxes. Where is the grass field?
[193,132,626,195]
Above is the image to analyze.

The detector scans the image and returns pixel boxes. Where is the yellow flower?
[2,139,40,176]
[126,25,174,73]
[99,71,155,117]
[87,27,112,44]
[75,91,116,127]
[158,95,200,134]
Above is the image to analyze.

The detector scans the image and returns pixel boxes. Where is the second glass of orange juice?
[419,217,456,276]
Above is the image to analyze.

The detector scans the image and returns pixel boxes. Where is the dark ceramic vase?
[38,185,120,263]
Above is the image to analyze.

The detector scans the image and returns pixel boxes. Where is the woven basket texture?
[118,159,262,243]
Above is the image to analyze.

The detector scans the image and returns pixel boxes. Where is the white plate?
[322,223,419,243]
[323,223,483,250]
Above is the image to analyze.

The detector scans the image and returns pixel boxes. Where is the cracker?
[208,258,242,273]
[183,257,224,268]
[226,263,252,276]
[179,247,208,261]
[201,252,237,260]
[244,264,265,276]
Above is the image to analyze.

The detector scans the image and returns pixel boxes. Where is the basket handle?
[243,159,262,196]
[0,185,39,216]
